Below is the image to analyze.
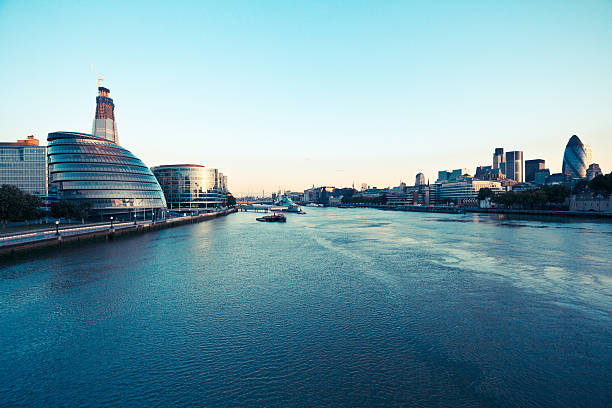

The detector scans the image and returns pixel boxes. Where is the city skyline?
[1,0,611,196]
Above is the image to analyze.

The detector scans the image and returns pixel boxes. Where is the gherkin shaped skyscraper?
[562,135,592,179]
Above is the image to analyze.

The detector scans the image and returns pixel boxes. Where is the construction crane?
[90,62,104,88]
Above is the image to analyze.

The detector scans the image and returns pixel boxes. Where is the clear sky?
[1,0,610,196]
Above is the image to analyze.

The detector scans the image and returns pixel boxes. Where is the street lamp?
[55,220,59,236]
[110,216,114,229]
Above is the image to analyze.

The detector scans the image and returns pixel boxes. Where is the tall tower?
[505,151,524,182]
[92,86,119,144]
[562,135,590,178]
[493,148,505,175]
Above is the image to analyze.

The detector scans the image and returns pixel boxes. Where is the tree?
[50,200,78,220]
[226,194,236,207]
[74,202,92,223]
[0,185,44,227]
[572,180,589,194]
[0,185,24,227]
[22,194,43,223]
[589,173,612,197]
[477,187,493,201]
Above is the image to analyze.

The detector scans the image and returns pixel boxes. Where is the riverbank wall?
[333,204,611,219]
[463,207,612,218]
[0,208,237,261]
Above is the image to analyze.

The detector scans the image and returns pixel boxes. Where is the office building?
[0,135,47,196]
[534,169,550,185]
[475,165,492,179]
[415,172,425,186]
[525,159,545,183]
[304,186,335,204]
[562,135,591,179]
[438,179,503,203]
[437,170,451,183]
[152,164,228,209]
[453,168,471,180]
[505,151,524,182]
[493,148,505,175]
[546,172,571,185]
[586,163,602,180]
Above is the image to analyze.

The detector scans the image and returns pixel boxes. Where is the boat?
[273,194,305,214]
[256,213,286,222]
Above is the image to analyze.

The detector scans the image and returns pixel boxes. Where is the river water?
[1,208,610,407]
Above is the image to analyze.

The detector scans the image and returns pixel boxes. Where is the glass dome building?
[562,135,592,179]
[47,131,167,217]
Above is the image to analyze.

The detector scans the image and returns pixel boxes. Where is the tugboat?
[256,213,286,222]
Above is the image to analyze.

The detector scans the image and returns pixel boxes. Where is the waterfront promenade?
[0,208,236,259]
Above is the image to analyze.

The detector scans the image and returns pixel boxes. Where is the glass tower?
[505,151,524,182]
[562,135,591,179]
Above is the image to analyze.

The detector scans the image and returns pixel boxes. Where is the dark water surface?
[1,208,611,407]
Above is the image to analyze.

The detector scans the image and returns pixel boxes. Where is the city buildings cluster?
[298,135,605,208]
[0,84,231,221]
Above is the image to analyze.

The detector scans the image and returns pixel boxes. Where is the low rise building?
[152,164,228,210]
[0,135,47,196]
[438,179,503,204]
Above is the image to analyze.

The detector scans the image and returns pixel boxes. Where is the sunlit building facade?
[505,151,524,182]
[151,164,228,209]
[48,132,167,216]
[0,136,47,196]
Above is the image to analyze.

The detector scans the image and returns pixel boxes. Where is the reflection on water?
[0,208,611,407]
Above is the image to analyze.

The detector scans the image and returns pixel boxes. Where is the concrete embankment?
[463,207,612,218]
[0,208,237,261]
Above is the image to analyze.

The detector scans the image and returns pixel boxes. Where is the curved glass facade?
[152,164,228,209]
[562,135,590,179]
[48,132,166,213]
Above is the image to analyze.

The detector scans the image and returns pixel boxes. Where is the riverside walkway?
[0,208,236,258]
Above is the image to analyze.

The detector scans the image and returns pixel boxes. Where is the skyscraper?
[493,148,505,175]
[92,86,119,144]
[562,135,591,178]
[505,151,524,182]
[525,159,545,183]
[415,172,425,186]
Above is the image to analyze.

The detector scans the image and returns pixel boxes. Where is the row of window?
[60,189,166,199]
[49,145,136,159]
[49,162,149,174]
[49,154,145,166]
[53,172,157,183]
[60,180,161,190]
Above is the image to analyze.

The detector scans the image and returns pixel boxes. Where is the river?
[1,208,610,407]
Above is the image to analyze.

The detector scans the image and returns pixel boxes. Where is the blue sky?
[1,0,611,195]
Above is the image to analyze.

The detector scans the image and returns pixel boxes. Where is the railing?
[0,221,144,247]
